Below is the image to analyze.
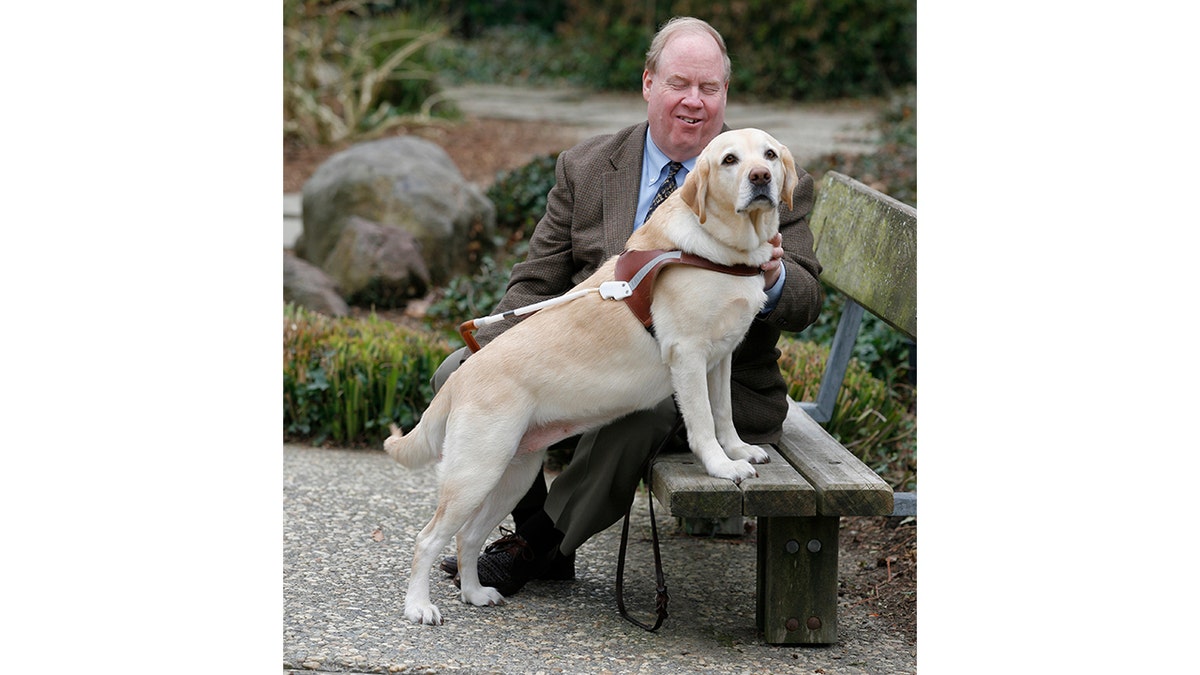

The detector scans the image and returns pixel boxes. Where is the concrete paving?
[283,444,916,674]
[283,84,882,248]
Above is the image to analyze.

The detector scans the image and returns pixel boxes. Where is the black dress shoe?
[440,530,575,596]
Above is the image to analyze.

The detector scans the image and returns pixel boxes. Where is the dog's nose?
[749,167,771,185]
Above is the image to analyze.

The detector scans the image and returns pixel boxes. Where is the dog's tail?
[383,391,448,469]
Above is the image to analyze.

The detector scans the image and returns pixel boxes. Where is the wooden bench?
[650,171,916,645]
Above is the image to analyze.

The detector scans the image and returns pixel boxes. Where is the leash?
[458,249,763,352]
[615,413,685,632]
[458,281,632,352]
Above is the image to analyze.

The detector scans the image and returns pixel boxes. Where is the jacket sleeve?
[759,168,824,334]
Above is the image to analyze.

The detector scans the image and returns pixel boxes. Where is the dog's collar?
[613,249,762,328]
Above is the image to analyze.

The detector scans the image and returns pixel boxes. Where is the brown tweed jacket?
[476,122,824,444]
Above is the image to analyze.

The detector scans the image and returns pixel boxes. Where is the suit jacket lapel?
[601,122,647,257]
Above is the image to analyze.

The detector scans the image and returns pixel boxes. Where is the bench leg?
[756,515,839,645]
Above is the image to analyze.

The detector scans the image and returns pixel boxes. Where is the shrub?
[777,338,915,490]
[428,26,585,87]
[283,0,452,145]
[284,303,452,446]
[488,152,559,246]
[423,1,915,101]
[557,0,916,101]
[427,153,560,331]
[426,255,515,337]
[796,284,915,391]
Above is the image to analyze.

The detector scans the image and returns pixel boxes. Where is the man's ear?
[678,159,708,224]
[780,145,798,210]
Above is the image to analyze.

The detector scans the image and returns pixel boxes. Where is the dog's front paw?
[404,600,443,625]
[707,458,759,485]
[725,443,770,464]
[461,586,507,607]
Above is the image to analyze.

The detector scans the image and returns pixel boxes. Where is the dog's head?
[678,128,798,236]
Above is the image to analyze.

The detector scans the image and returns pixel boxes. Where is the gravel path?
[283,444,915,674]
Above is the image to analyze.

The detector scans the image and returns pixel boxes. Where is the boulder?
[283,251,349,317]
[322,215,430,308]
[297,136,494,288]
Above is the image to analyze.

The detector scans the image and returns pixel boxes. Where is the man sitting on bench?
[428,16,825,596]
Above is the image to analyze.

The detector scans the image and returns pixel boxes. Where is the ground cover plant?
[284,304,451,446]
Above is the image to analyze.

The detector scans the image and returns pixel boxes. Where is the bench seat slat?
[741,445,816,517]
[776,399,894,516]
[650,453,741,518]
[650,445,817,518]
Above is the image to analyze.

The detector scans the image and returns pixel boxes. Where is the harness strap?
[459,249,762,352]
[614,249,762,327]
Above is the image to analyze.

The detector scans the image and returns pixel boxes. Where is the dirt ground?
[284,118,583,192]
[283,117,916,645]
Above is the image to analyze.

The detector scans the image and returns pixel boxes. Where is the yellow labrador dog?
[385,128,798,625]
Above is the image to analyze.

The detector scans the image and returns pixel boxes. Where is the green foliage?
[448,0,569,37]
[797,284,914,389]
[487,153,559,244]
[426,255,515,334]
[554,2,657,91]
[428,25,586,87]
[424,1,916,100]
[284,303,452,446]
[426,153,560,327]
[283,0,453,145]
[778,339,915,490]
[375,0,569,38]
[701,0,917,101]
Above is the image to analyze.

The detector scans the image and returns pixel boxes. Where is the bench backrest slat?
[808,172,916,341]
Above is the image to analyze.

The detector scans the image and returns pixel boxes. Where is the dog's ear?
[678,157,709,223]
[779,144,799,211]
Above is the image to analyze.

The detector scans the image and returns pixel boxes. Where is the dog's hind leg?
[454,449,547,607]
[403,452,511,623]
[403,412,531,623]
[405,478,505,624]
[404,506,454,625]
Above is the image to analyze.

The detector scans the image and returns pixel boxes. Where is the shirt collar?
[642,129,696,187]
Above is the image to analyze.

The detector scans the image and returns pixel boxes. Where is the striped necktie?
[644,161,683,223]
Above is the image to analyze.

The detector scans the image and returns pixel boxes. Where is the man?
[431,16,824,595]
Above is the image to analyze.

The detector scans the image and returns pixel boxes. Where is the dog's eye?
[765,149,778,160]
[722,153,738,165]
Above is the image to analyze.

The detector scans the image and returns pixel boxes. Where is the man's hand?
[761,232,784,289]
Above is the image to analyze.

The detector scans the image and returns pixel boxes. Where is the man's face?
[642,31,729,163]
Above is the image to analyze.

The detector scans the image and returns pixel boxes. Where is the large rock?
[283,251,349,317]
[322,216,430,307]
[297,136,494,289]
